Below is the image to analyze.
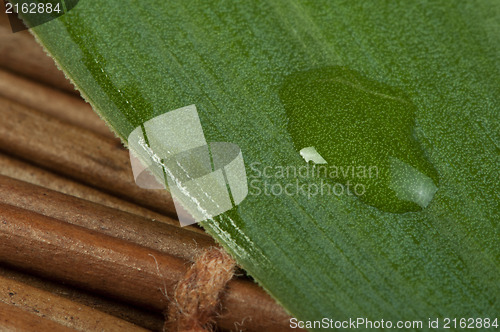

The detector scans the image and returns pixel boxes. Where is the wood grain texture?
[0,152,194,230]
[0,175,213,261]
[0,96,176,217]
[0,265,164,331]
[0,6,76,94]
[0,69,115,139]
[0,302,77,332]
[0,203,294,332]
[0,274,149,331]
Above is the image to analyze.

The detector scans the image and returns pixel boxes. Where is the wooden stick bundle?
[0,203,292,331]
[0,265,165,331]
[0,11,76,94]
[0,152,187,229]
[0,96,176,217]
[0,175,213,261]
[0,273,149,331]
[0,69,114,139]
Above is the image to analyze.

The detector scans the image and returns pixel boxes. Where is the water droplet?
[280,66,439,213]
[300,146,328,164]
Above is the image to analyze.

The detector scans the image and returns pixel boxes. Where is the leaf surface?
[26,0,499,327]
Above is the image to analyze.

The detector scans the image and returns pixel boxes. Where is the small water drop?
[280,66,439,213]
[300,147,328,164]
[389,157,439,209]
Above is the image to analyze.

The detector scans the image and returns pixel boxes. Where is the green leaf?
[26,0,499,328]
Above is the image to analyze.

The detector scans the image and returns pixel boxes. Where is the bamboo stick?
[0,203,294,332]
[0,152,204,233]
[0,96,176,217]
[0,265,164,331]
[0,10,76,94]
[0,302,77,332]
[0,69,115,139]
[0,174,214,261]
[0,274,150,331]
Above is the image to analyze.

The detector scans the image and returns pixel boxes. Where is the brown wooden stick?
[0,202,186,311]
[0,174,213,261]
[0,203,294,332]
[0,152,198,231]
[0,69,115,139]
[0,265,164,331]
[0,96,176,217]
[0,302,77,332]
[0,274,149,331]
[0,8,77,94]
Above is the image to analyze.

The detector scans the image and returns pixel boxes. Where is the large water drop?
[280,66,439,213]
